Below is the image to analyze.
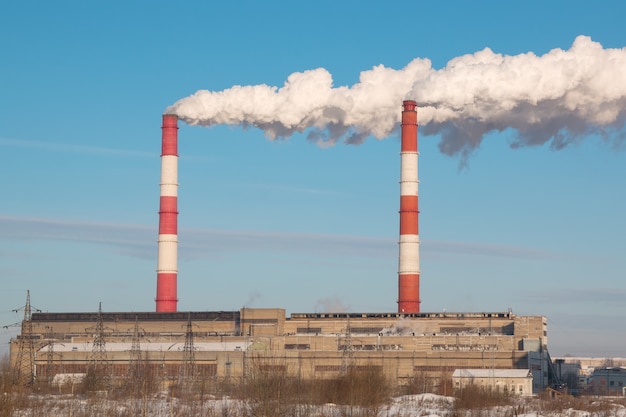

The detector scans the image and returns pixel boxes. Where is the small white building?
[452,369,533,396]
[51,373,86,386]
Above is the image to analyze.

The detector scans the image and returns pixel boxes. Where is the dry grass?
[232,359,392,417]
[3,354,626,417]
[534,391,625,415]
[401,370,436,395]
[453,384,513,410]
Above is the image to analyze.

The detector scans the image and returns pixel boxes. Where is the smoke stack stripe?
[156,114,179,312]
[398,100,420,313]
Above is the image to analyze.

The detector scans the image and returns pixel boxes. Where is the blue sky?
[1,1,625,357]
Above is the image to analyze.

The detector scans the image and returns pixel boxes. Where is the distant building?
[452,369,533,396]
[590,367,626,396]
[552,358,583,393]
[554,357,626,395]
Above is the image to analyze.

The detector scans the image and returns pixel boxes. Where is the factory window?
[296,327,322,334]
[284,344,310,350]
[350,327,384,334]
[316,365,342,372]
[414,365,443,372]
[244,319,278,324]
[259,365,286,372]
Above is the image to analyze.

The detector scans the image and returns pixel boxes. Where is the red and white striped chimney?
[156,114,179,312]
[398,100,420,313]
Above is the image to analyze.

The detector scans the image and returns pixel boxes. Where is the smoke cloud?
[166,36,626,159]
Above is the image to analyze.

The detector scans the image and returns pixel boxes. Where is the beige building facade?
[10,308,551,392]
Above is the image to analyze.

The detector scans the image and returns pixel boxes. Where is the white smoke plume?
[314,297,350,314]
[380,318,428,337]
[166,36,626,160]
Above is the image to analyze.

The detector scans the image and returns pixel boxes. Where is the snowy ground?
[8,392,626,417]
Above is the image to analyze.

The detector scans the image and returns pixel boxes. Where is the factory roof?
[31,311,239,322]
[452,369,532,379]
[39,341,251,353]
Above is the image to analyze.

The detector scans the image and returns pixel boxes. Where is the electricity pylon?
[12,290,40,387]
[341,317,354,375]
[85,302,112,388]
[179,313,197,383]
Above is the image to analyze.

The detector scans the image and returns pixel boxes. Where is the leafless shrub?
[613,397,626,407]
[79,365,112,395]
[237,357,301,417]
[453,384,513,411]
[536,392,621,415]
[305,366,392,417]
[116,356,160,400]
[229,358,393,417]
[0,356,13,417]
[316,367,391,409]
[400,370,437,395]
[0,356,36,417]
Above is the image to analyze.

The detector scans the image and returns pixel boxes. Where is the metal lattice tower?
[160,350,168,386]
[44,325,58,383]
[127,317,143,380]
[179,313,197,382]
[86,302,111,386]
[12,290,39,386]
[340,317,354,375]
[45,342,54,383]
[130,317,142,361]
[90,303,108,364]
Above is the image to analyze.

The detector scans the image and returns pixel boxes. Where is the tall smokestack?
[156,114,179,312]
[398,100,420,313]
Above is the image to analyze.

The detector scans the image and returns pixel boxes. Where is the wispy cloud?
[181,226,394,259]
[426,240,569,261]
[0,215,579,262]
[222,180,342,196]
[0,137,156,158]
[0,216,155,259]
[0,215,393,260]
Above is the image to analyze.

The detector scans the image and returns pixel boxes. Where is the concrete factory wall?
[11,308,550,390]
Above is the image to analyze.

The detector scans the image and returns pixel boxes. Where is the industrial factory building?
[15,307,552,392]
[9,101,556,393]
